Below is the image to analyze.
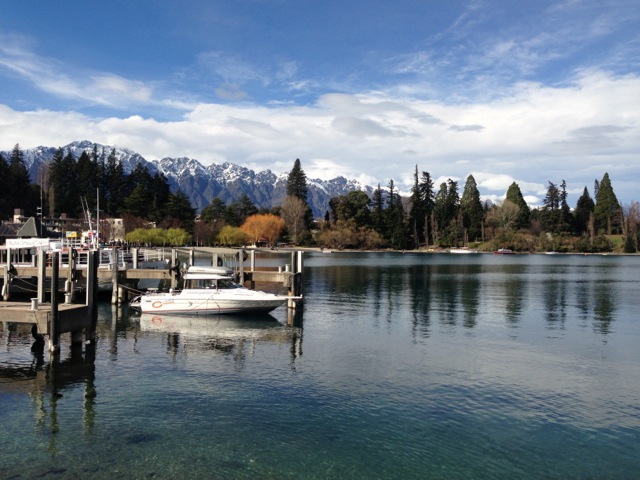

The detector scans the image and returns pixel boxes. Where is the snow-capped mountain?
[5,141,372,217]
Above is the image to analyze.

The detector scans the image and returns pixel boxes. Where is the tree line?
[0,144,196,235]
[2,144,638,253]
[318,167,638,253]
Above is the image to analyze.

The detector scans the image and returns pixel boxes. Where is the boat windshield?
[187,278,241,289]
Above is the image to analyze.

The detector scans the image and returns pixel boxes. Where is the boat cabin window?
[187,278,240,289]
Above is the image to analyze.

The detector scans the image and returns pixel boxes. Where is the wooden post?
[132,247,139,269]
[86,250,98,343]
[38,249,46,304]
[111,247,119,305]
[49,252,60,354]
[249,249,256,289]
[171,249,179,289]
[189,248,195,266]
[68,247,76,303]
[2,247,10,301]
[238,249,245,284]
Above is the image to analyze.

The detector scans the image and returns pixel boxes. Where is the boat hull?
[134,290,290,315]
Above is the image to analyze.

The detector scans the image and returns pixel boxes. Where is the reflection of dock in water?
[0,325,98,455]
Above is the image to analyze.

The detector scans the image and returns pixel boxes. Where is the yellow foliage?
[241,214,285,244]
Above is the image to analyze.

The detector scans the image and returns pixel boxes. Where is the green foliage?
[573,234,613,253]
[460,175,484,243]
[161,190,196,232]
[287,158,309,201]
[329,190,371,227]
[594,173,622,235]
[125,227,191,246]
[574,187,595,235]
[217,225,249,246]
[505,182,530,229]
[540,180,573,234]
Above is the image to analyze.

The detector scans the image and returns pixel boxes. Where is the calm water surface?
[1,252,640,479]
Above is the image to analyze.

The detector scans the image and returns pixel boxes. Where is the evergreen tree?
[371,183,385,234]
[163,190,196,234]
[200,198,228,223]
[418,170,435,245]
[594,172,622,235]
[460,174,484,244]
[0,153,10,219]
[286,158,313,236]
[329,190,371,227]
[559,180,574,233]
[287,158,309,201]
[384,179,406,249]
[433,179,460,246]
[505,182,530,229]
[408,166,428,249]
[540,181,562,233]
[77,151,99,210]
[574,187,595,235]
[49,149,81,217]
[124,184,152,218]
[149,172,171,222]
[8,144,35,215]
[103,149,125,215]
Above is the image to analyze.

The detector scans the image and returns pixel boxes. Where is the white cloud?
[1,69,639,205]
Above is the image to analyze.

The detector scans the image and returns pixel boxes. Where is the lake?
[1,252,639,479]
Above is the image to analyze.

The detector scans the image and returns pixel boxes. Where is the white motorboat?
[449,247,478,254]
[130,265,297,315]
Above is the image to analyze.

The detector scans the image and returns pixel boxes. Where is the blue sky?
[1,0,639,206]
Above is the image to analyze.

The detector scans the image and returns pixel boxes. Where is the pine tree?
[8,144,34,215]
[574,187,595,235]
[371,183,385,234]
[286,158,313,238]
[0,153,10,219]
[287,158,309,201]
[505,182,530,229]
[418,170,434,245]
[385,179,406,249]
[408,166,424,248]
[460,175,484,244]
[594,173,622,235]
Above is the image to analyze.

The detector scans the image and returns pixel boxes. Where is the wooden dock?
[1,247,304,355]
[1,250,100,355]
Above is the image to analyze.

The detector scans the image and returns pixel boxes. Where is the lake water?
[1,252,640,479]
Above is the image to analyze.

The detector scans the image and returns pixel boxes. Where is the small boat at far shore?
[130,266,298,315]
[449,248,479,254]
[493,248,515,254]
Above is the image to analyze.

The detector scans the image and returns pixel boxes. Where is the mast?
[96,188,100,249]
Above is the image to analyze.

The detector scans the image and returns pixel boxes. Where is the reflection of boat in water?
[138,313,294,345]
[130,266,298,315]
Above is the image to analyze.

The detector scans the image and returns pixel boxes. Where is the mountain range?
[6,141,373,217]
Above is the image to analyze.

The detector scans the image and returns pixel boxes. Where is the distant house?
[0,210,42,245]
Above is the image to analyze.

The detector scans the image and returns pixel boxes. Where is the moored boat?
[449,247,478,254]
[130,265,297,315]
[493,248,515,254]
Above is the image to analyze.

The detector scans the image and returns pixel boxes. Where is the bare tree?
[281,195,308,244]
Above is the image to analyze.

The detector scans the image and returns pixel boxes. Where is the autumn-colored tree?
[241,214,285,246]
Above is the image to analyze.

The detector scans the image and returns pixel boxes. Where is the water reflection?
[306,253,628,339]
[136,312,303,365]
[0,328,97,457]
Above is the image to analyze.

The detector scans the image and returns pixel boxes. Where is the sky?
[1,0,639,206]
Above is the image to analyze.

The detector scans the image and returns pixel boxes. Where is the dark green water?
[1,252,639,479]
